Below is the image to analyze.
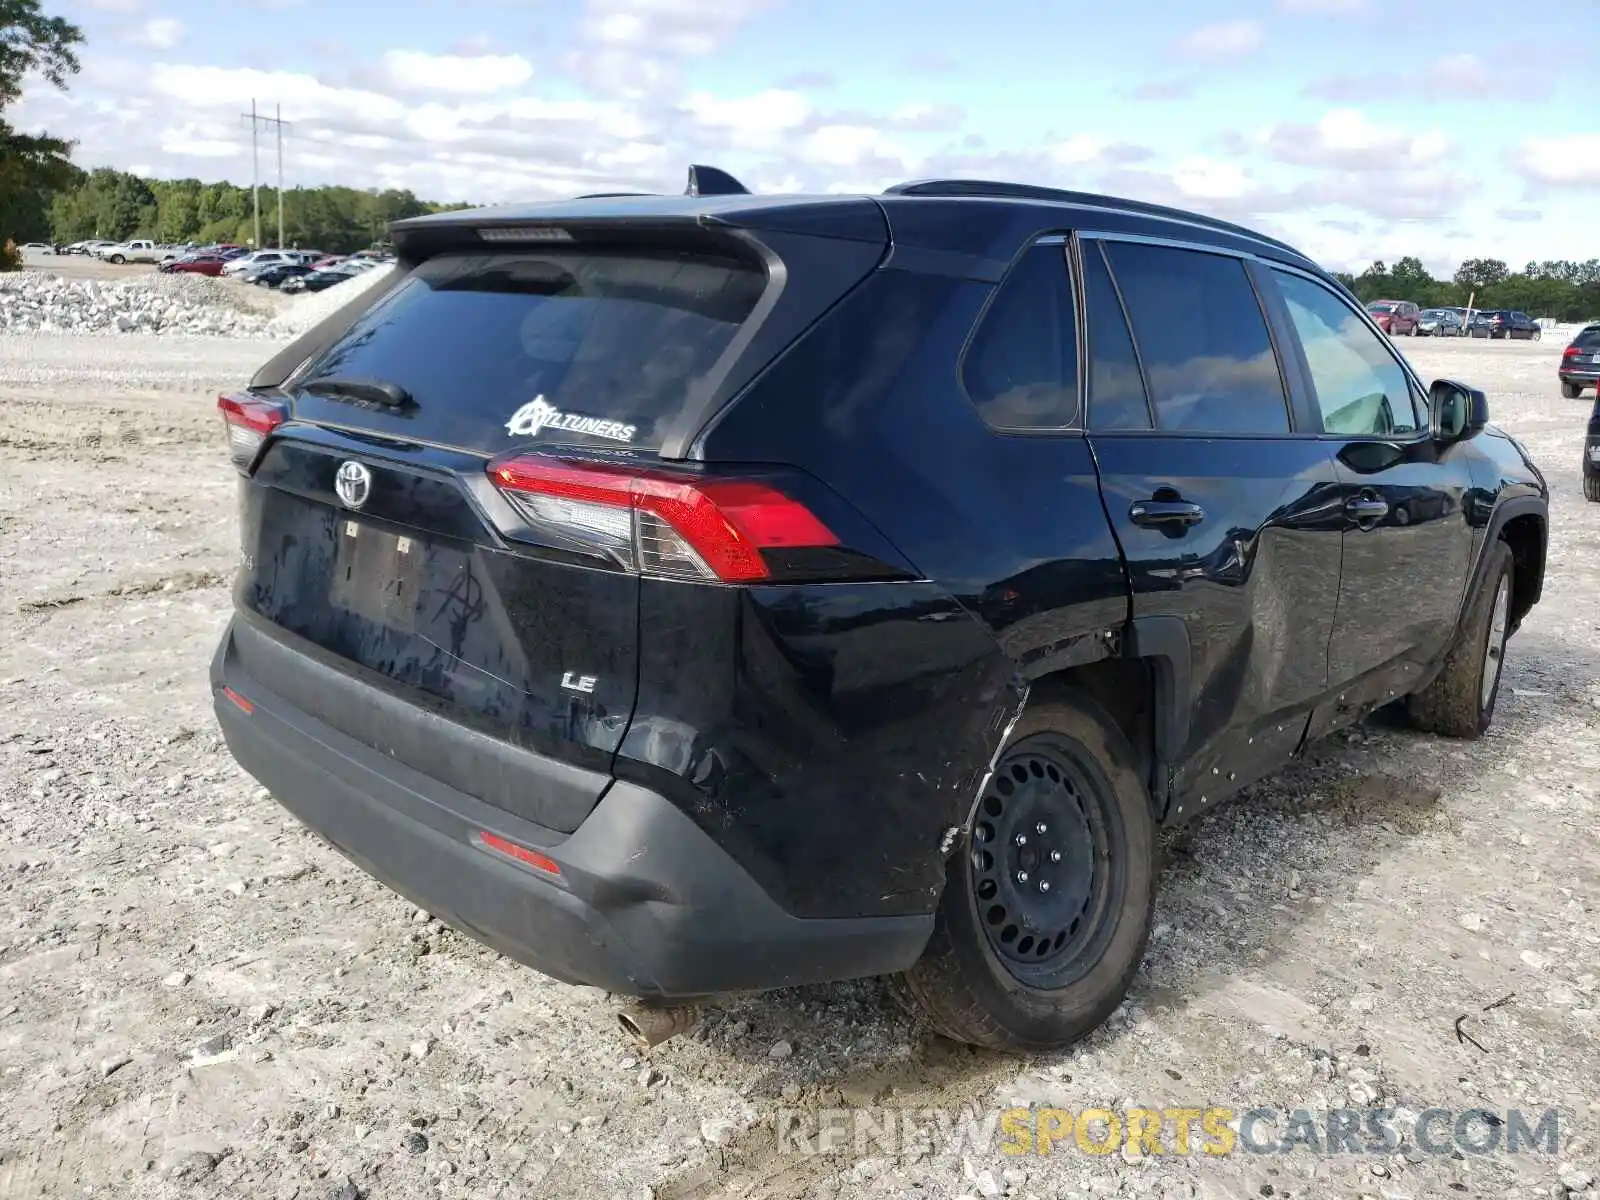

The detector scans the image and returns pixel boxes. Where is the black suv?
[211,168,1549,1051]
[1473,309,1542,340]
[1562,323,1600,400]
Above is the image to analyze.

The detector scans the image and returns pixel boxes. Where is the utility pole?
[275,104,287,249]
[241,101,291,247]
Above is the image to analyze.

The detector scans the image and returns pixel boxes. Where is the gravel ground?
[0,332,1596,1200]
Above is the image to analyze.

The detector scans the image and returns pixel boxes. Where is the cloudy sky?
[13,0,1599,274]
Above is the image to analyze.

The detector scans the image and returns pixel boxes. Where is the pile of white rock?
[0,271,278,337]
[266,263,397,339]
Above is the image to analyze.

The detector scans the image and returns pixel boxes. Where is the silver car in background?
[1417,307,1465,337]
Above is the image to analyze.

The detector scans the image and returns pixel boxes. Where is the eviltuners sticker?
[505,397,636,443]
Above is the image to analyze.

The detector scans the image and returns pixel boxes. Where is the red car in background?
[161,254,228,277]
[1366,299,1421,336]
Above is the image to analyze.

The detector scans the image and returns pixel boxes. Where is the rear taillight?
[218,393,287,474]
[1564,346,1583,359]
[488,454,839,583]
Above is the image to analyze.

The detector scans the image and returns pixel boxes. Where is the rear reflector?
[222,686,254,714]
[218,393,288,474]
[479,831,562,875]
[488,454,839,583]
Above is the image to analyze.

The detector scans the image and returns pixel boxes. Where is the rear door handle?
[1345,495,1389,523]
[1129,499,1206,528]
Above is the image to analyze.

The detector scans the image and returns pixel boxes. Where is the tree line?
[1335,256,1600,323]
[29,167,476,254]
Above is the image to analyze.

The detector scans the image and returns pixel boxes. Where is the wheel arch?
[1021,615,1191,821]
[1482,500,1546,632]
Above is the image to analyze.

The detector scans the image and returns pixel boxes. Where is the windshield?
[1367,303,1399,313]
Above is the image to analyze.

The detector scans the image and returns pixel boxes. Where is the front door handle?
[1345,494,1389,524]
[1130,499,1206,528]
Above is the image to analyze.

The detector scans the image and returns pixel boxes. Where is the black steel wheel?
[969,739,1120,987]
[895,693,1156,1052]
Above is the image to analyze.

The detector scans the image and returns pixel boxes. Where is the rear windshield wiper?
[299,375,414,410]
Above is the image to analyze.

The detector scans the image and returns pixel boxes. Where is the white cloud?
[680,88,809,151]
[127,16,184,50]
[381,51,534,95]
[150,64,408,126]
[569,0,773,97]
[1169,157,1258,201]
[1049,135,1116,166]
[798,124,908,169]
[1515,134,1600,188]
[1266,109,1453,169]
[1170,20,1264,60]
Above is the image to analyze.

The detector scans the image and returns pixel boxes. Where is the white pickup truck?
[94,240,169,265]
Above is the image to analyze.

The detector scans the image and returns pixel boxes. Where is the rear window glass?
[297,249,766,449]
[1575,327,1600,348]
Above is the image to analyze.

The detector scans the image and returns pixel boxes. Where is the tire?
[1532,329,1542,341]
[1585,473,1600,503]
[109,254,125,265]
[1407,541,1513,739]
[1562,382,1582,399]
[894,694,1156,1052]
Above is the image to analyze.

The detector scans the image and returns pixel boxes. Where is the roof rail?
[883,178,1303,258]
[685,164,751,197]
[574,192,655,199]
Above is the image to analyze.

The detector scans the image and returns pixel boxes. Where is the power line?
[240,101,292,247]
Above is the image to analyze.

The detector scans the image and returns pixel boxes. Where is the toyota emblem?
[335,460,373,509]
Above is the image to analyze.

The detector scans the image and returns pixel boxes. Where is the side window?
[962,243,1079,430]
[1082,242,1152,429]
[1101,242,1290,434]
[1272,269,1423,436]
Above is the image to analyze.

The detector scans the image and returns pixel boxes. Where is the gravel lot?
[0,331,1596,1200]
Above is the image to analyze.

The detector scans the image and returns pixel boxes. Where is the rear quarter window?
[960,242,1079,430]
[295,248,767,450]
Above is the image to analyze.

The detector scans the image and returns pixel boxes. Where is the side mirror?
[1430,379,1488,444]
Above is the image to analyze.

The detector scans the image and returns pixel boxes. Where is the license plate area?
[331,519,423,632]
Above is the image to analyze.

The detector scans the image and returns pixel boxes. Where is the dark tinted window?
[1083,242,1151,430]
[1573,326,1600,348]
[962,243,1079,429]
[297,248,766,449]
[1103,242,1289,434]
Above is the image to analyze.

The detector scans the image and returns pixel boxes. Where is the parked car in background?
[278,265,363,293]
[95,240,170,264]
[1474,310,1542,340]
[1417,308,1464,337]
[20,242,52,253]
[1366,299,1421,335]
[213,167,1549,1053]
[161,253,229,277]
[252,262,314,289]
[224,249,311,278]
[1560,323,1600,400]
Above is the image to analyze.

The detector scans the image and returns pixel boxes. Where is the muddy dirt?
[0,332,1595,1200]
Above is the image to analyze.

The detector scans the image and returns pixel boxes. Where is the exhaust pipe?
[617,1002,699,1049]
